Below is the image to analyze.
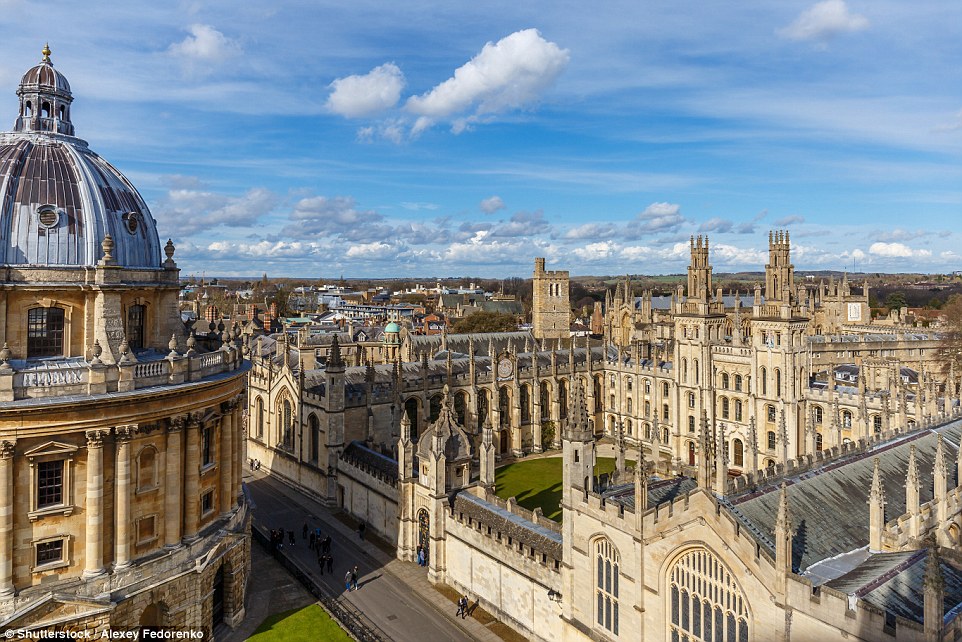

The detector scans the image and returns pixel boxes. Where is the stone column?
[164,418,184,547]
[183,416,201,541]
[83,429,107,579]
[0,441,15,597]
[114,426,133,569]
[220,411,233,515]
[235,407,245,501]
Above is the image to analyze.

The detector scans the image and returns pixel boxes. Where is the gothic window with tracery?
[595,538,619,635]
[669,547,749,642]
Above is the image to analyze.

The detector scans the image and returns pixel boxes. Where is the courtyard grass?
[495,456,632,522]
[248,603,353,642]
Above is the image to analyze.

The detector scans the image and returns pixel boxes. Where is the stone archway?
[417,509,430,564]
[139,601,168,633]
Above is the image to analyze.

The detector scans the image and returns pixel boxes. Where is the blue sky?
[2,0,960,278]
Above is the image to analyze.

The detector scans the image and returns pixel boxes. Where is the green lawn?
[248,604,353,642]
[495,456,633,522]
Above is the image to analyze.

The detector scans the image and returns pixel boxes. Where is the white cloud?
[345,242,395,259]
[480,195,506,214]
[564,223,619,240]
[326,63,405,118]
[627,202,685,237]
[778,0,869,42]
[154,187,277,236]
[282,195,382,238]
[168,25,241,74]
[698,217,733,233]
[774,214,805,226]
[405,28,569,133]
[868,242,931,258]
[573,242,614,261]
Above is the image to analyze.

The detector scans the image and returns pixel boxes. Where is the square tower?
[532,257,570,340]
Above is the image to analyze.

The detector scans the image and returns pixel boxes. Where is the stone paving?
[240,468,507,642]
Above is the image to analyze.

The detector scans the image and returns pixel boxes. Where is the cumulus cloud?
[345,241,396,259]
[480,195,506,214]
[168,25,242,74]
[774,214,805,225]
[490,210,551,238]
[563,223,620,240]
[626,202,686,238]
[326,63,405,118]
[873,228,930,242]
[734,210,768,234]
[868,242,931,258]
[573,242,615,261]
[154,187,277,236]
[282,195,383,239]
[698,217,733,234]
[405,29,569,134]
[778,0,869,42]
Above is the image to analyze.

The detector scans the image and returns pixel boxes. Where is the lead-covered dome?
[0,46,162,269]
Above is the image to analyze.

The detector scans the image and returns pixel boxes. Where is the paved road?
[244,471,500,642]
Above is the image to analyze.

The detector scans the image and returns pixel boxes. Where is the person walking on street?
[318,553,325,575]
[309,530,316,550]
[344,570,352,592]
[302,523,308,541]
[326,554,334,574]
[288,530,295,546]
[358,521,366,541]
[350,565,359,591]
[323,535,332,554]
[456,596,465,618]
[460,596,469,619]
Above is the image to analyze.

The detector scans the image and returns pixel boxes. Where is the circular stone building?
[0,47,250,635]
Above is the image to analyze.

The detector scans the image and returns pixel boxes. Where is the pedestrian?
[350,565,359,591]
[323,535,332,554]
[344,570,352,592]
[456,596,466,618]
[302,522,308,541]
[288,530,295,546]
[358,521,366,541]
[309,531,316,550]
[326,554,334,574]
[318,554,325,575]
[416,546,424,567]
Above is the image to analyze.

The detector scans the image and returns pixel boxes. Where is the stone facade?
[532,257,571,341]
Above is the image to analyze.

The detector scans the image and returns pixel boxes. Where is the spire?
[634,446,648,517]
[479,415,496,489]
[934,434,947,500]
[774,482,793,598]
[868,457,885,551]
[715,422,728,494]
[924,544,945,642]
[329,333,344,368]
[564,376,592,442]
[906,445,921,538]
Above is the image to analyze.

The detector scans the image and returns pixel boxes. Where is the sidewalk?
[244,468,507,642]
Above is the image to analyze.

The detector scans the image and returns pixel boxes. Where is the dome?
[19,45,71,95]
[385,322,400,333]
[0,46,163,269]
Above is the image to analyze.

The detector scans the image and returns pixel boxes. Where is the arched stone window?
[644,379,651,394]
[815,432,823,452]
[694,360,699,384]
[760,367,767,395]
[280,399,293,449]
[662,382,669,397]
[688,392,695,409]
[669,547,749,642]
[721,397,729,419]
[813,406,823,424]
[688,415,695,433]
[682,358,688,383]
[595,538,620,635]
[255,397,264,439]
[721,373,729,389]
[733,439,743,467]
[873,415,882,433]
[308,414,320,464]
[775,369,782,396]
[734,400,742,422]
[455,391,468,426]
[559,380,568,420]
[734,375,742,392]
[540,382,550,420]
[767,431,776,450]
[520,385,530,423]
[626,397,632,414]
[842,410,852,428]
[136,446,158,492]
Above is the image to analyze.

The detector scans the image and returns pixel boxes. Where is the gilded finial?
[42,43,52,63]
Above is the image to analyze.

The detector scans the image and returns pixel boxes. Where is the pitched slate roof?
[730,421,962,573]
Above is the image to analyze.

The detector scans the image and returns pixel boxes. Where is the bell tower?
[765,230,794,304]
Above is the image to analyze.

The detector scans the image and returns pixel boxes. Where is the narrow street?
[241,470,505,642]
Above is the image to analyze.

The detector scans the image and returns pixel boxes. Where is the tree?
[939,294,962,377]
[885,291,907,310]
[452,311,518,334]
